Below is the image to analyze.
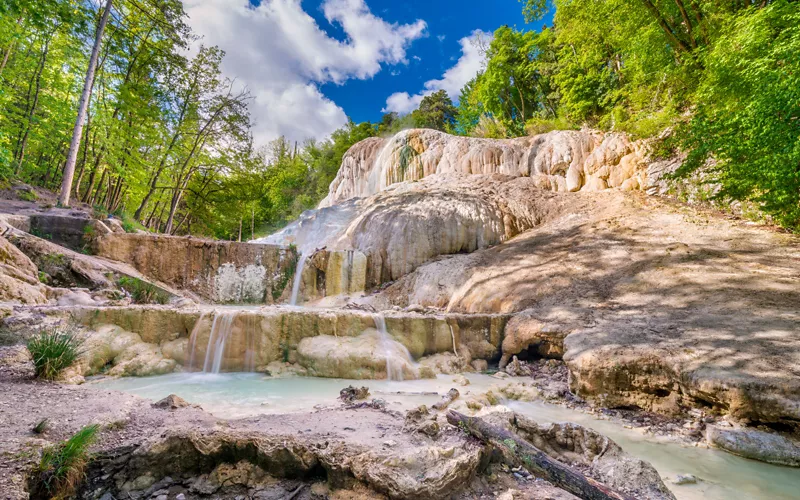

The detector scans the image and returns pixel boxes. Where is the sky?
[182,0,548,146]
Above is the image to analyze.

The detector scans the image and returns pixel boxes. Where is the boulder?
[0,236,48,304]
[296,330,421,380]
[706,425,800,467]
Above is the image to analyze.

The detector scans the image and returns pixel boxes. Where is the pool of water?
[93,374,800,500]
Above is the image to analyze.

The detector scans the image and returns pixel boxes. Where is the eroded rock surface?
[321,128,647,207]
[371,191,800,434]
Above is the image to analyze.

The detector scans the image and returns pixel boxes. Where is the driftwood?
[432,388,460,411]
[447,411,634,500]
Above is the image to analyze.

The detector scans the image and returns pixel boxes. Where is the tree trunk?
[145,200,161,228]
[58,0,113,207]
[446,411,635,500]
[0,16,23,77]
[14,34,51,175]
[90,167,107,206]
[639,0,692,54]
[238,218,242,242]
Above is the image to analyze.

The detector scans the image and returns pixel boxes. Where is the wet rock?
[471,359,488,372]
[152,394,190,410]
[297,330,420,380]
[706,425,800,467]
[339,385,370,403]
[504,356,530,377]
[452,374,470,386]
[672,474,698,485]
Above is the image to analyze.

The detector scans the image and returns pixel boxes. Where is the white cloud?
[382,29,491,115]
[183,0,427,144]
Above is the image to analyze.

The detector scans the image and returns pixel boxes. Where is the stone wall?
[92,233,298,304]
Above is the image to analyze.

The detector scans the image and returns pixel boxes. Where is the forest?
[0,0,798,237]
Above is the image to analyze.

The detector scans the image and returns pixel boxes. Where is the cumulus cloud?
[183,0,427,144]
[382,29,491,115]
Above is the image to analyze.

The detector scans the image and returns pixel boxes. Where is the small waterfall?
[185,311,261,374]
[289,252,308,306]
[202,312,236,373]
[373,313,413,381]
[186,312,207,371]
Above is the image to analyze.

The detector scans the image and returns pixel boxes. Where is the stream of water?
[289,253,307,306]
[92,374,800,500]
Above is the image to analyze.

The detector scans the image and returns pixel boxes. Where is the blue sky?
[313,0,532,123]
[185,0,549,144]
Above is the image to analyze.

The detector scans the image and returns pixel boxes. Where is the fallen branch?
[447,411,634,500]
[432,388,460,411]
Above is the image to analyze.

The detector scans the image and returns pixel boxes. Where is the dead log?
[432,388,460,411]
[447,410,634,500]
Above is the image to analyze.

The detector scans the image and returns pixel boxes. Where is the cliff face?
[321,128,648,207]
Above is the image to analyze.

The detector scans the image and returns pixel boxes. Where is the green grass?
[30,424,99,500]
[118,276,170,305]
[32,418,50,435]
[27,329,84,380]
[17,188,37,202]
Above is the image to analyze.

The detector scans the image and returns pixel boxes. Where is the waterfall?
[373,313,413,381]
[185,311,261,374]
[289,252,308,306]
[186,312,207,371]
[202,312,236,373]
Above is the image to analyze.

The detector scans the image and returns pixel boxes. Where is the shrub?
[118,277,170,305]
[17,188,37,202]
[30,424,99,500]
[27,329,84,380]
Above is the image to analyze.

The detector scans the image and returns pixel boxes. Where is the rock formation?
[321,128,648,207]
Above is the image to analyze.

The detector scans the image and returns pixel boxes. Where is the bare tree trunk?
[58,0,112,207]
[15,35,51,175]
[145,200,161,228]
[238,218,242,242]
[90,167,107,206]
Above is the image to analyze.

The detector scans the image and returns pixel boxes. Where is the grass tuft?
[32,418,50,435]
[118,277,170,305]
[30,424,99,500]
[27,328,84,380]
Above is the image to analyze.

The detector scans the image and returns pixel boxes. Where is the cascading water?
[186,312,207,371]
[202,312,236,373]
[289,252,307,306]
[373,313,414,381]
[186,311,259,374]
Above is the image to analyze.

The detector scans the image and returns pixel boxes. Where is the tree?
[411,90,457,132]
[677,2,800,227]
[58,0,112,207]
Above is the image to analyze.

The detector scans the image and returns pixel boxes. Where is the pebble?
[383,439,397,447]
[176,494,186,500]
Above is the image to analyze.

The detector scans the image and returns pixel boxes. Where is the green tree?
[677,2,800,227]
[411,90,457,132]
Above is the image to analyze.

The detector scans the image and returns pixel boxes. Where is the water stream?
[187,311,258,374]
[289,252,308,306]
[372,313,414,381]
[93,373,800,500]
